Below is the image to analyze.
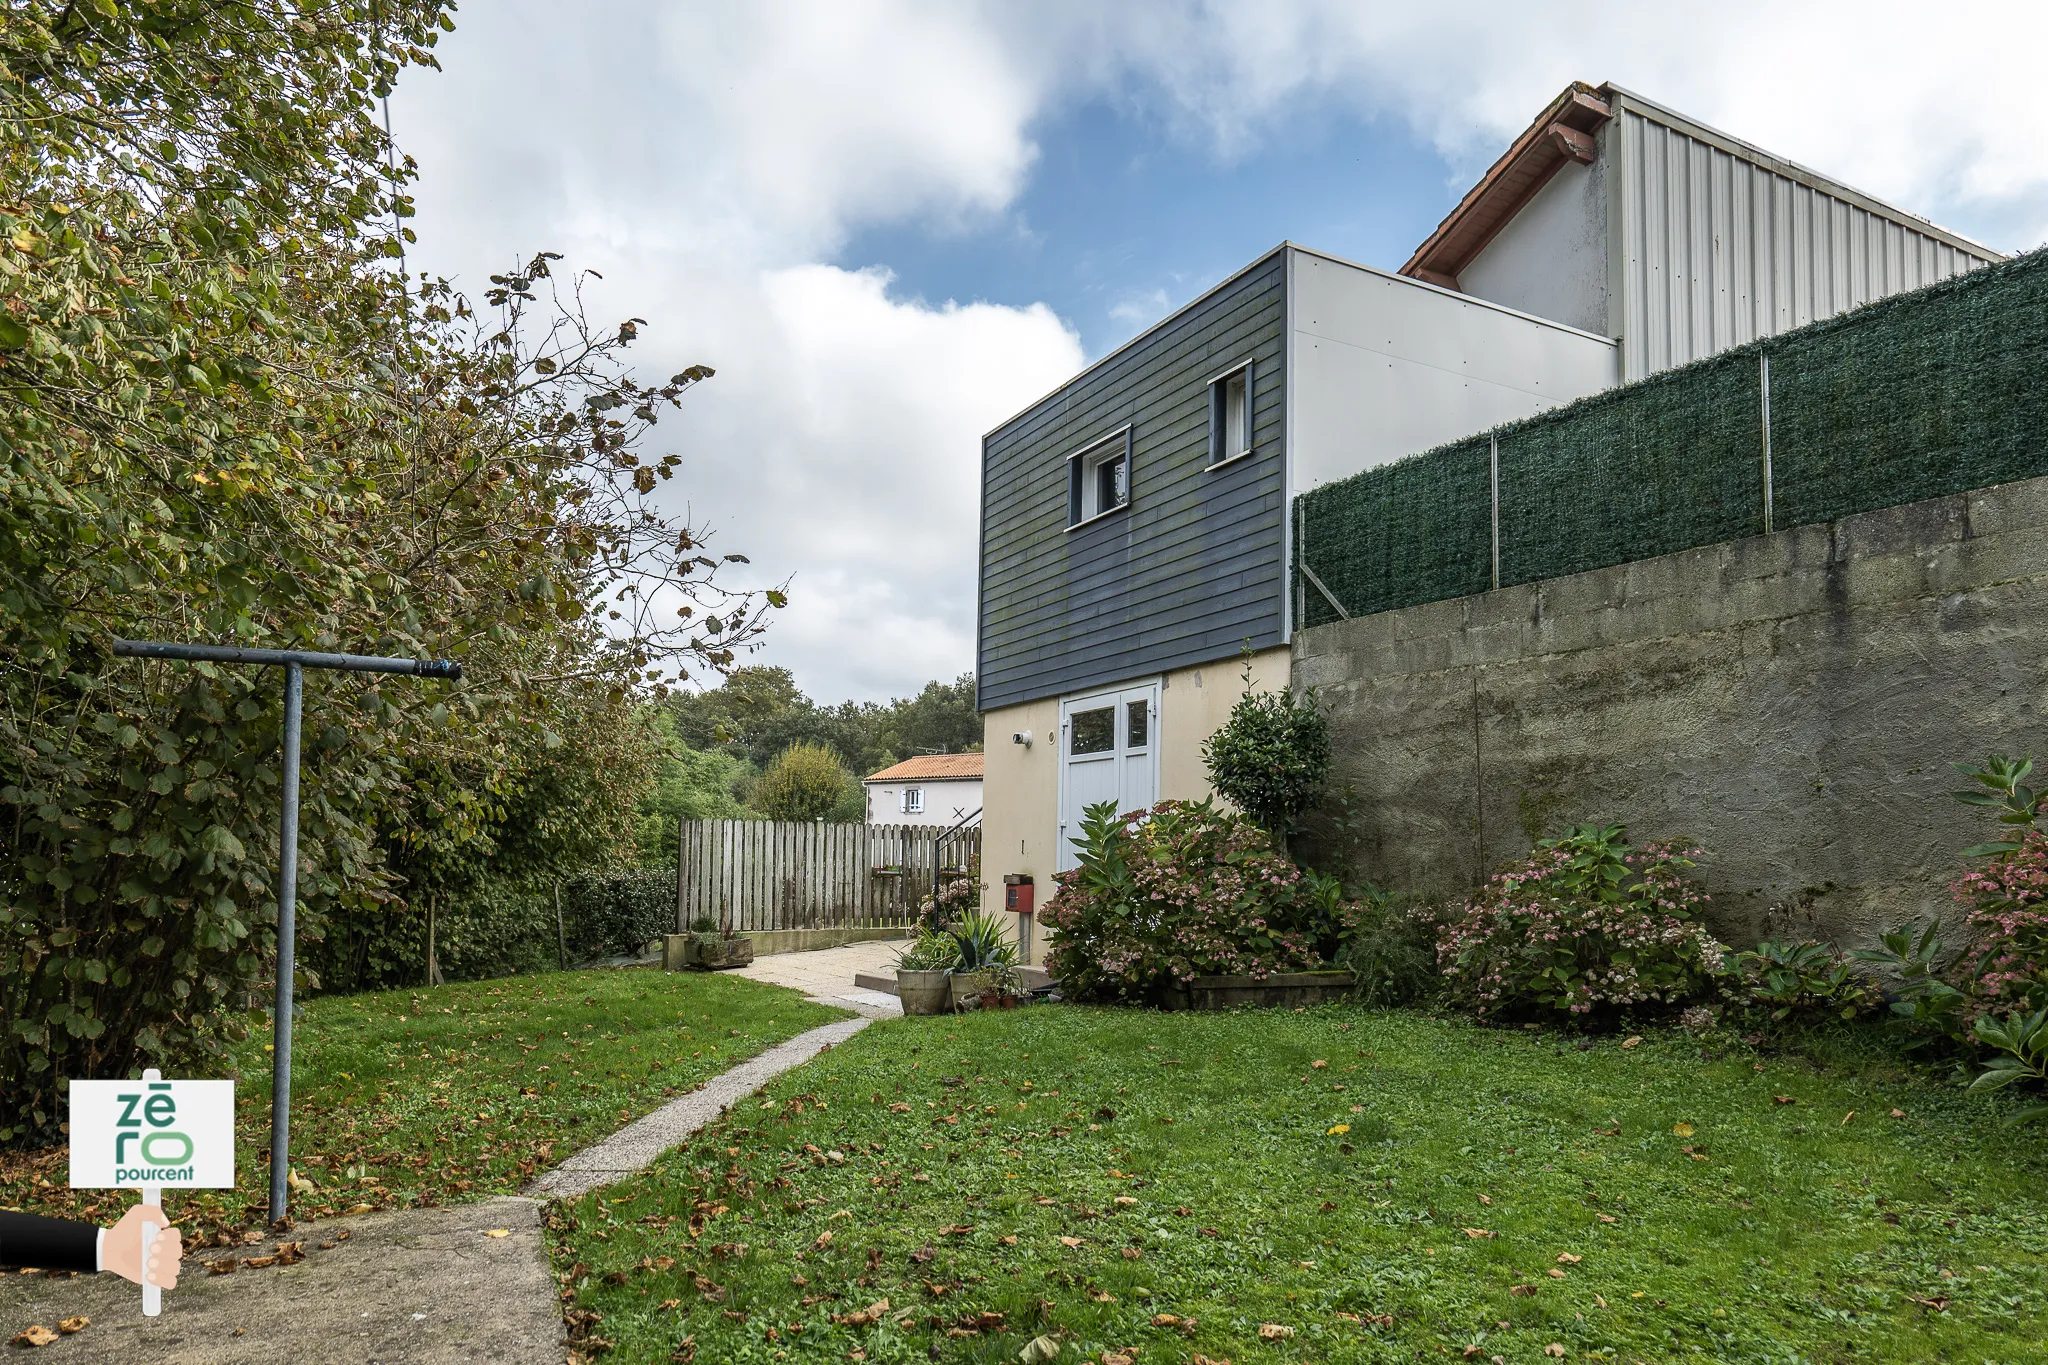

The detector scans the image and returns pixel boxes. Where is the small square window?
[902,787,924,815]
[1210,364,1252,467]
[1069,429,1132,525]
[1070,707,1114,754]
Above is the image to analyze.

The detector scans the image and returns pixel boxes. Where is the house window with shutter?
[902,787,924,815]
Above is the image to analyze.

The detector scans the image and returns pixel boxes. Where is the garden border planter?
[1160,970,1355,1011]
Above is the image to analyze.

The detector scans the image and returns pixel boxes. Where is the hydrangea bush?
[1950,829,2048,1016]
[1042,799,1346,1004]
[1437,823,1727,1022]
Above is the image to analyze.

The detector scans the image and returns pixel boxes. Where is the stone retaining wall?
[1293,473,2048,947]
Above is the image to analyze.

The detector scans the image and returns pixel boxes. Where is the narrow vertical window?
[1209,362,1253,467]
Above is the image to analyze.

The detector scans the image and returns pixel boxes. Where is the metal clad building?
[1406,83,2004,382]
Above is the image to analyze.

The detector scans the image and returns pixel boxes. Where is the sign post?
[109,640,460,1223]
[70,1068,235,1316]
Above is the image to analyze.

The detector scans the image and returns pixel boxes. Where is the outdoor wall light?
[1012,730,1032,749]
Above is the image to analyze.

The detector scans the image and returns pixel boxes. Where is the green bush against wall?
[1298,249,2048,629]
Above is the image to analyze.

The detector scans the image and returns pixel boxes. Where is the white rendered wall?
[1458,155,1610,337]
[1288,249,1619,494]
[864,779,983,828]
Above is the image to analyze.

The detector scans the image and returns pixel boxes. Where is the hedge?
[1298,249,2048,628]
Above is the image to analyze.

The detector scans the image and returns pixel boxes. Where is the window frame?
[1066,425,1134,530]
[902,787,924,815]
[1205,359,1255,471]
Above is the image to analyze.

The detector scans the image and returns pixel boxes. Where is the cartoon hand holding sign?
[67,1068,234,1316]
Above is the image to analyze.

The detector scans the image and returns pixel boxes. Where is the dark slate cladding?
[978,247,1288,712]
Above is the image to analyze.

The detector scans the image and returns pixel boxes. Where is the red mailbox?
[1003,873,1034,916]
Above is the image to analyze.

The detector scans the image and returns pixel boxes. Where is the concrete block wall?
[1293,473,2048,948]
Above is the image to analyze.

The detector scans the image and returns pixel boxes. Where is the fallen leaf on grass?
[1190,1356,1233,1365]
[56,1319,88,1335]
[1772,1095,1796,1105]
[1545,1345,1568,1358]
[1510,1285,1537,1297]
[1841,1111,1857,1125]
[937,1225,975,1236]
[1058,1236,1085,1248]
[1258,1323,1295,1340]
[1113,1196,1137,1207]
[669,1334,695,1363]
[1477,1193,1492,1205]
[1596,1214,1617,1224]
[1620,1037,1642,1049]
[1547,1268,1567,1278]
[1152,1314,1181,1326]
[1018,1335,1062,1364]
[1671,1123,1694,1137]
[11,1326,57,1348]
[1311,1060,1328,1069]
[1557,1252,1581,1263]
[1327,1124,1350,1135]
[1462,1228,1494,1239]
[1102,1353,1134,1365]
[657,1299,681,1311]
[999,1235,1018,1245]
[1089,1291,1117,1303]
[832,1298,891,1328]
[1910,1296,1951,1312]
[813,1231,833,1249]
[1890,1108,1906,1118]
[483,1229,510,1239]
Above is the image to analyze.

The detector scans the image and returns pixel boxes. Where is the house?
[975,81,2001,937]
[863,754,984,828]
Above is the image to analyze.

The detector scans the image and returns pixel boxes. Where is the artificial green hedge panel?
[1297,248,2048,628]
[1770,251,2048,529]
[1498,352,1764,587]
[1296,435,1491,627]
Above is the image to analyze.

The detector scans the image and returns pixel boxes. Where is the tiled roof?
[864,753,984,783]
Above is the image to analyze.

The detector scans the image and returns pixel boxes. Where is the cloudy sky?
[391,1,2047,704]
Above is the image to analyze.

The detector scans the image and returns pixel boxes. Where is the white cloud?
[394,0,2047,701]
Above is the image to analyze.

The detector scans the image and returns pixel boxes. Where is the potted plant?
[894,927,955,1016]
[946,912,1019,1012]
[690,911,755,971]
[971,960,1024,1010]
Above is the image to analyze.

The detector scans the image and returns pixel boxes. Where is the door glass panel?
[1070,706,1114,755]
[1126,699,1149,749]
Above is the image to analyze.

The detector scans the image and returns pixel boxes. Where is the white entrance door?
[1056,681,1160,871]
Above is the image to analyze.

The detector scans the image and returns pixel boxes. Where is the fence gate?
[674,819,982,933]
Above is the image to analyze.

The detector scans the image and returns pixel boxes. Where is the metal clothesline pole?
[110,639,460,1224]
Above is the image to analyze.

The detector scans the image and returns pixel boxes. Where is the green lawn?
[551,1005,2048,1365]
[1,967,845,1244]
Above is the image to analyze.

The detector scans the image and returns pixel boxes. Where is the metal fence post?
[1760,352,1775,535]
[1489,433,1502,590]
[268,662,301,1226]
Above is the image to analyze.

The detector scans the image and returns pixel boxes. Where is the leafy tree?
[0,5,777,1140]
[669,669,981,779]
[750,743,856,822]
[632,710,752,865]
[1201,668,1332,840]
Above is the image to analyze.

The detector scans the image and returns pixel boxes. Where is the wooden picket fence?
[674,819,981,933]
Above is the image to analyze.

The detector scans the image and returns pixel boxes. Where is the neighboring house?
[864,754,984,828]
[976,80,2002,925]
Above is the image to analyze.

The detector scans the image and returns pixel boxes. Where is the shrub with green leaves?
[749,742,856,822]
[1436,823,1728,1023]
[1733,939,1881,1024]
[1200,671,1330,836]
[1042,798,1351,1004]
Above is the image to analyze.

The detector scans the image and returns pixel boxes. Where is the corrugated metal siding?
[977,251,1288,713]
[1616,108,1997,381]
